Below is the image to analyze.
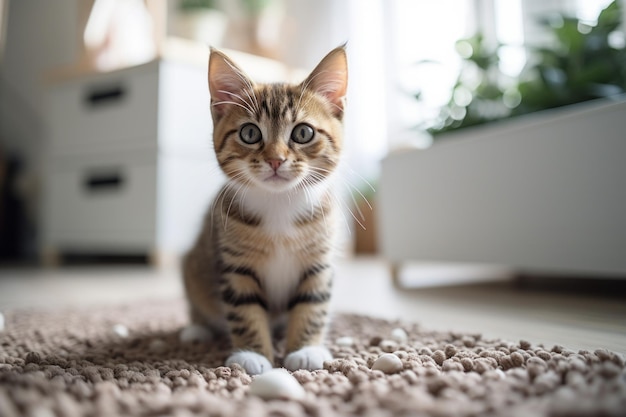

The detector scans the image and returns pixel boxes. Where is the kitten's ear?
[208,48,253,118]
[302,45,348,117]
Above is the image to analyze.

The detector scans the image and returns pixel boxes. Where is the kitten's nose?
[266,158,285,171]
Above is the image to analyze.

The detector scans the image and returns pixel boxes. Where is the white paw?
[284,346,332,371]
[179,324,213,343]
[226,351,273,375]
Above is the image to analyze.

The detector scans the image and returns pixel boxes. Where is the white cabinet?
[42,58,221,265]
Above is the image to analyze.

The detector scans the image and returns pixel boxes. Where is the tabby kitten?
[182,46,348,375]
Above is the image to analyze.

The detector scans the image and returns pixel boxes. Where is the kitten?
[182,46,348,375]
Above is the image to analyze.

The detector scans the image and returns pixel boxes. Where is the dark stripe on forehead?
[256,85,270,120]
[260,96,270,119]
[255,84,295,123]
[281,89,295,120]
[270,88,281,120]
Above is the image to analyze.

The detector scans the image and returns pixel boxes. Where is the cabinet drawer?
[47,63,159,151]
[44,151,157,249]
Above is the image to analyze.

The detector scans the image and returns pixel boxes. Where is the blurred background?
[0,0,625,288]
[1,0,625,353]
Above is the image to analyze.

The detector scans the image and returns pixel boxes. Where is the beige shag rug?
[1,299,625,417]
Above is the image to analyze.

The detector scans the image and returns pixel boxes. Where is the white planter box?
[379,97,626,277]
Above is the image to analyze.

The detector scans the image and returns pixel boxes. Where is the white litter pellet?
[112,324,129,338]
[390,328,408,343]
[0,311,4,332]
[379,339,398,353]
[335,336,354,347]
[372,353,403,374]
[248,369,306,400]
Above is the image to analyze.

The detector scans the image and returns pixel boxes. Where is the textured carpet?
[1,299,625,417]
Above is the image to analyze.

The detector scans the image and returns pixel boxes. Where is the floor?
[1,257,625,355]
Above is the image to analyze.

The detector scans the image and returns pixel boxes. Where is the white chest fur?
[261,242,301,311]
[242,185,329,310]
[243,185,328,236]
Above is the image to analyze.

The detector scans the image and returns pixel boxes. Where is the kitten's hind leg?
[179,307,227,343]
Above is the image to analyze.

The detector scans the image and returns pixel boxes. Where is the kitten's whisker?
[307,170,367,231]
[213,170,248,232]
[328,102,344,114]
[344,164,376,193]
[242,87,260,115]
[299,178,320,222]
[238,178,253,218]
[296,71,330,116]
[211,181,238,234]
[293,179,312,220]
[295,85,309,117]
[328,188,354,234]
[349,190,366,222]
[223,59,256,91]
[301,176,331,234]
[215,90,255,115]
[220,89,257,115]
[298,92,319,115]
[346,182,372,211]
[224,178,249,230]
[310,167,373,212]
[221,59,260,115]
[314,78,345,95]
[335,192,365,231]
[212,100,254,115]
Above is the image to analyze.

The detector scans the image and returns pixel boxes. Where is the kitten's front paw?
[284,346,332,371]
[226,351,273,375]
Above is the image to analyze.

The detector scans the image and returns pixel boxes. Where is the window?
[384,1,475,149]
[381,0,621,152]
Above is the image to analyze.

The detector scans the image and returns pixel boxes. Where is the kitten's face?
[208,47,348,193]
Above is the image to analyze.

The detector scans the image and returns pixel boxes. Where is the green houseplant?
[420,0,625,137]
[179,0,219,11]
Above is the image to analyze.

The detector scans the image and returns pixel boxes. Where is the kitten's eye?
[239,123,262,144]
[290,123,315,144]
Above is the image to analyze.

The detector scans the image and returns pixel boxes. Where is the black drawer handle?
[84,170,124,192]
[85,84,126,107]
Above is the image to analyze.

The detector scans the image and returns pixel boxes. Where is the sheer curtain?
[280,0,388,183]
[383,0,475,153]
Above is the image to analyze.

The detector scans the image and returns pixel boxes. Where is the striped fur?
[183,46,347,372]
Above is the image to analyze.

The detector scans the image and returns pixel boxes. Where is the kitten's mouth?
[260,173,297,192]
[264,173,289,182]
